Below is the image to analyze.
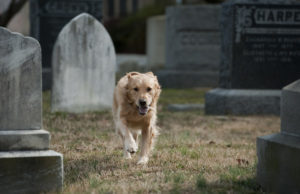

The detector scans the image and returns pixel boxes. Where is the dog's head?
[126,72,161,116]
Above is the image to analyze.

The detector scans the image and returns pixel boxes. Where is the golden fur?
[112,72,161,164]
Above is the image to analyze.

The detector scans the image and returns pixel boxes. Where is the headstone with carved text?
[30,0,102,90]
[157,5,221,88]
[205,0,300,115]
[220,0,300,89]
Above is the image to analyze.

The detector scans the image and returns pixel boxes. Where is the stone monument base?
[257,133,300,193]
[157,70,218,88]
[205,88,281,115]
[0,150,63,193]
[0,130,50,151]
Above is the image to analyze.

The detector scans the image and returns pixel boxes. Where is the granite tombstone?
[257,79,300,193]
[30,0,102,90]
[220,0,300,89]
[0,27,63,193]
[51,13,116,113]
[205,0,300,115]
[157,5,221,88]
[147,15,166,71]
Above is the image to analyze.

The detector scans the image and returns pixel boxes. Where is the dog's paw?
[124,151,132,159]
[125,139,138,154]
[137,156,149,165]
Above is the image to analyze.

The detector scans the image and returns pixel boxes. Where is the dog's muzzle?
[138,99,148,115]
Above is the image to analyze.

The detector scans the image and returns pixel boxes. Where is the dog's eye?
[147,87,152,92]
[134,87,139,92]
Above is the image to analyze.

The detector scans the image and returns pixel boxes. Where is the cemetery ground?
[43,88,279,193]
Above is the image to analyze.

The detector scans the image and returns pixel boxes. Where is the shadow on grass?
[164,177,263,194]
[163,165,264,194]
[198,178,263,194]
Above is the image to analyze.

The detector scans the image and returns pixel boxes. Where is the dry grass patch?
[43,90,279,193]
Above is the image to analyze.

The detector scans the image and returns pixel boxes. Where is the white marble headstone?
[51,13,116,113]
[0,27,42,130]
[0,27,63,193]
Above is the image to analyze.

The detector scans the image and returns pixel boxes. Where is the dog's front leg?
[118,119,138,159]
[138,126,153,164]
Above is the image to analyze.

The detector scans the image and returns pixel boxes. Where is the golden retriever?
[112,72,161,164]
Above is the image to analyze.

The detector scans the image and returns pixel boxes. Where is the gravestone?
[205,0,300,115]
[30,0,103,90]
[146,15,166,71]
[0,27,63,193]
[51,13,116,113]
[257,79,300,193]
[157,5,221,88]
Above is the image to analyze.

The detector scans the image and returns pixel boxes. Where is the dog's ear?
[126,72,140,79]
[151,75,160,89]
[125,84,134,104]
[152,76,161,105]
[154,76,160,88]
[124,77,134,104]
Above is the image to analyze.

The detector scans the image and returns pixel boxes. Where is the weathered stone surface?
[0,27,42,130]
[146,15,165,70]
[281,80,300,136]
[0,27,63,192]
[30,0,103,90]
[205,88,281,115]
[158,5,221,88]
[52,13,116,113]
[0,130,49,151]
[157,70,219,88]
[167,43,220,71]
[257,79,300,193]
[257,133,300,194]
[0,150,63,194]
[168,104,204,112]
[205,0,300,115]
[220,0,300,89]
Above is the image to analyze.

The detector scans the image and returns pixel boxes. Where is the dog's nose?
[139,99,146,106]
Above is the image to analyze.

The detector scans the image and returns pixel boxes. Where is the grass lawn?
[43,89,279,193]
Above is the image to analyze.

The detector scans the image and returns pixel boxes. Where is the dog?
[112,72,161,164]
